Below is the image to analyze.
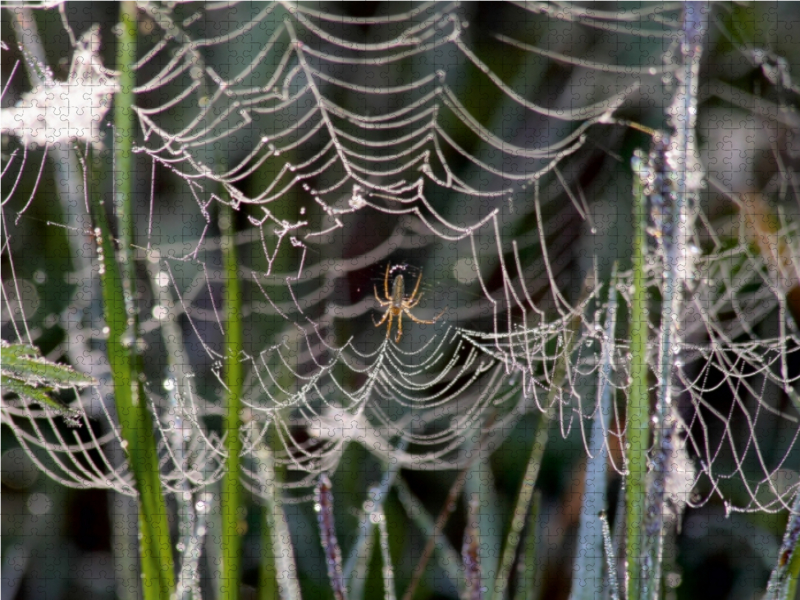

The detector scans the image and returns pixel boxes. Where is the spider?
[373,264,446,342]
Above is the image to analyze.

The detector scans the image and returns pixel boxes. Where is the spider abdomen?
[392,274,405,307]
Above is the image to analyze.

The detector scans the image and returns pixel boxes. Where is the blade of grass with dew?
[641,8,707,599]
[463,493,483,600]
[255,442,301,600]
[492,276,591,600]
[568,267,618,600]
[599,511,620,600]
[345,445,404,599]
[316,474,349,600]
[467,454,500,600]
[626,149,650,600]
[90,4,175,596]
[765,489,800,600]
[146,255,205,600]
[348,524,375,600]
[513,490,542,600]
[220,193,244,600]
[374,504,398,600]
[176,492,212,600]
[206,483,224,600]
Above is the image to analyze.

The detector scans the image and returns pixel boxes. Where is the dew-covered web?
[2,2,799,512]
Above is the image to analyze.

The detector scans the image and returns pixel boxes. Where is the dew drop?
[156,271,170,287]
[196,493,213,515]
[27,492,52,516]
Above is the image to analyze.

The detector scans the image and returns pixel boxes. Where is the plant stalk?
[221,197,244,600]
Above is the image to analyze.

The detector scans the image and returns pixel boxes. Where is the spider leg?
[405,312,435,325]
[375,284,389,305]
[406,292,423,309]
[384,312,394,338]
[408,270,424,302]
[406,306,448,325]
[384,263,391,300]
[395,311,404,342]
[374,308,391,327]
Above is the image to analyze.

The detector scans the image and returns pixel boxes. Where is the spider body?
[374,264,446,342]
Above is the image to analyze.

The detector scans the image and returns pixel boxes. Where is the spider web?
[2,1,799,513]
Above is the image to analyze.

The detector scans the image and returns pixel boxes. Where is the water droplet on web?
[196,494,213,515]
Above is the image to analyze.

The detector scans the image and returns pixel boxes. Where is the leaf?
[1,340,96,412]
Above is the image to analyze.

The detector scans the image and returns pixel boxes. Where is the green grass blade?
[100,4,175,597]
[220,198,244,600]
[626,151,650,600]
